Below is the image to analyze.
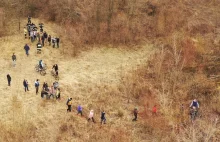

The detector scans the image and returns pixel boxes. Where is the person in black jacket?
[48,35,51,46]
[56,37,60,48]
[24,44,30,56]
[41,36,45,47]
[52,37,56,48]
[52,64,58,75]
[12,53,16,67]
[43,32,48,44]
[132,108,138,121]
[7,74,11,86]
[28,16,31,24]
[101,111,106,124]
[23,79,29,92]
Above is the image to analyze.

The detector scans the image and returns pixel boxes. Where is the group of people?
[40,81,60,99]
[19,78,60,100]
[34,78,60,99]
[66,98,106,124]
[24,17,60,52]
[8,17,61,100]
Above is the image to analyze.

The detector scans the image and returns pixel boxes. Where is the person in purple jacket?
[77,105,83,116]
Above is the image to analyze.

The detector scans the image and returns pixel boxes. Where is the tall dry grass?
[1,0,219,46]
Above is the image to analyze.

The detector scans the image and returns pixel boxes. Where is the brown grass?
[0,0,220,141]
[0,18,156,141]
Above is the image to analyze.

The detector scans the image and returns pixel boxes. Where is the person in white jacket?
[88,110,95,123]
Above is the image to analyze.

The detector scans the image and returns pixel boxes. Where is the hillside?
[0,19,156,142]
[0,0,220,141]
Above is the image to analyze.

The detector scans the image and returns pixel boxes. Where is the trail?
[0,19,155,141]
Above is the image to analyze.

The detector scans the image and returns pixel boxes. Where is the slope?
[0,18,155,142]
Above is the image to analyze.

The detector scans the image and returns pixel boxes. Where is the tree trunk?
[0,8,4,29]
[107,0,114,33]
[96,0,102,32]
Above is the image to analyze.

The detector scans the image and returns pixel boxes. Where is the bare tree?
[107,0,114,33]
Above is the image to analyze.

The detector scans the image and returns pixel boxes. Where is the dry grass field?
[0,19,157,142]
[1,0,220,141]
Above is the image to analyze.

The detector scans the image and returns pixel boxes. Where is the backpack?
[35,82,39,87]
[66,99,70,105]
[68,100,72,105]
[192,101,198,107]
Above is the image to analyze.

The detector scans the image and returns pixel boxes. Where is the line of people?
[132,100,199,122]
[66,98,106,124]
[5,70,200,124]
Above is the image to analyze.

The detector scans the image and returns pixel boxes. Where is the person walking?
[30,30,34,42]
[37,32,40,42]
[12,53,16,67]
[28,16,31,24]
[37,42,42,53]
[77,105,83,116]
[42,82,46,91]
[7,74,11,86]
[26,80,29,91]
[41,35,45,47]
[24,44,30,56]
[88,110,95,123]
[53,81,59,89]
[27,24,31,38]
[23,79,29,92]
[56,37,60,48]
[66,98,72,112]
[101,110,106,124]
[43,32,48,44]
[33,30,37,41]
[49,86,55,99]
[48,35,51,46]
[24,27,27,39]
[52,64,58,76]
[56,88,60,100]
[132,107,138,121]
[52,37,56,48]
[35,79,40,95]
[152,105,157,116]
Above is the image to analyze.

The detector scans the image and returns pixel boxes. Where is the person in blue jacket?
[189,99,199,109]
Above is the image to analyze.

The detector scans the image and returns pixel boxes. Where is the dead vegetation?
[0,0,219,47]
[0,0,220,141]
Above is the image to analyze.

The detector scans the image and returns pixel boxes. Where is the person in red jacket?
[152,105,157,116]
